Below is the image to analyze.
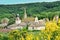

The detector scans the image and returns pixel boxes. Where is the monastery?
[0,9,59,31]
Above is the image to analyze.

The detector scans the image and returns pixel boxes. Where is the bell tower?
[15,14,21,24]
[24,8,27,19]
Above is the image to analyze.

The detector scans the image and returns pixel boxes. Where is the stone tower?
[35,16,39,22]
[24,8,27,19]
[15,14,21,24]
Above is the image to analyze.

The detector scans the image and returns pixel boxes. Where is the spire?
[35,16,39,22]
[24,8,27,19]
[15,14,21,24]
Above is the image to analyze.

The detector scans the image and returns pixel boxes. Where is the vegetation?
[0,1,60,40]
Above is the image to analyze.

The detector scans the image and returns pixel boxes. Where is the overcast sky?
[0,0,59,4]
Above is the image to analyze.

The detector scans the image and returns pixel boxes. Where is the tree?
[1,18,9,24]
[1,18,9,28]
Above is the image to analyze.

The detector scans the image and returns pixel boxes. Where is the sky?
[0,0,59,4]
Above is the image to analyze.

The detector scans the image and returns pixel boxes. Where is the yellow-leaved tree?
[45,21,58,32]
